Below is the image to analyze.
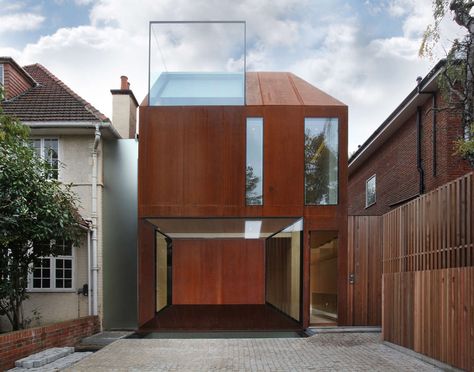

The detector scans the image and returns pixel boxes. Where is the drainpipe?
[416,106,425,195]
[91,124,101,316]
[77,221,92,316]
[432,94,437,177]
[87,225,92,315]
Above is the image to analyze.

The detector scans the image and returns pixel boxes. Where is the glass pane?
[29,139,42,157]
[33,268,41,277]
[64,269,72,279]
[56,269,63,278]
[42,258,50,266]
[56,259,63,268]
[64,259,72,268]
[43,268,50,278]
[33,279,41,288]
[246,118,263,205]
[156,232,169,312]
[56,279,63,288]
[304,118,339,205]
[149,22,245,106]
[366,176,376,206]
[42,278,50,288]
[265,219,302,322]
[64,279,72,288]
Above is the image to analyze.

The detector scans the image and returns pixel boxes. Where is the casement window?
[0,64,4,87]
[304,118,339,205]
[366,175,376,208]
[29,138,59,179]
[246,117,263,205]
[28,240,74,292]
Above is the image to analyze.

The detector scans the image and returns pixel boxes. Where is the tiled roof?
[1,64,109,122]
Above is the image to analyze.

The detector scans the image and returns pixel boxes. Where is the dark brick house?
[348,60,472,216]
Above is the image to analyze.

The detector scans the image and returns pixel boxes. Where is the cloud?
[0,13,45,33]
[3,0,461,152]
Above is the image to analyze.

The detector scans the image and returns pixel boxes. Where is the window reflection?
[246,118,263,205]
[304,118,338,205]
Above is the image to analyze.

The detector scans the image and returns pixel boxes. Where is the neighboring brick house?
[348,60,472,216]
[0,57,137,331]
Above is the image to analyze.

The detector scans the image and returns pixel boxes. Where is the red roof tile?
[1,64,109,123]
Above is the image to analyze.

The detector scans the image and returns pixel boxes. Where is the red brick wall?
[0,316,99,371]
[349,91,472,216]
[3,63,34,100]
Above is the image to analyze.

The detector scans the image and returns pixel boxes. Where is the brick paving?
[67,333,440,371]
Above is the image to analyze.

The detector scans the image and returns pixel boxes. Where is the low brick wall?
[0,316,100,371]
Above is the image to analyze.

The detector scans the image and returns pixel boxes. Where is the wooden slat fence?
[382,173,474,371]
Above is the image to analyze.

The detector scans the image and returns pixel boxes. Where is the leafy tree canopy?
[0,97,81,330]
[420,0,474,164]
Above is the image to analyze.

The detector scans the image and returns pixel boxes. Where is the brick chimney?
[110,76,138,139]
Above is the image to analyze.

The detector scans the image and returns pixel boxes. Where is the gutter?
[22,121,121,139]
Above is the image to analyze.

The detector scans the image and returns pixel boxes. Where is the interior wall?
[265,232,301,321]
[172,239,265,305]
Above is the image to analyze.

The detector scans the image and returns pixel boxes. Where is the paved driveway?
[68,333,439,371]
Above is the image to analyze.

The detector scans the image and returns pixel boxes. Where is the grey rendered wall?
[103,139,138,329]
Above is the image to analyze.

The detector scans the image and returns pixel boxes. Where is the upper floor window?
[366,175,376,208]
[28,240,74,292]
[246,118,263,205]
[304,118,339,205]
[29,138,59,179]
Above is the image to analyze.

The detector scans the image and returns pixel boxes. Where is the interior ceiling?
[146,217,301,239]
[310,230,338,248]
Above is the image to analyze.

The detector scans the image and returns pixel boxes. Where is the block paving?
[68,333,440,371]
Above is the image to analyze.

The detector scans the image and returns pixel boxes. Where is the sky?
[0,0,465,152]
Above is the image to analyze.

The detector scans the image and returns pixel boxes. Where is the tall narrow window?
[304,118,339,205]
[246,118,263,205]
[366,175,376,207]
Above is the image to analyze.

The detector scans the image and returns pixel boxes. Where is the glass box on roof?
[148,21,246,106]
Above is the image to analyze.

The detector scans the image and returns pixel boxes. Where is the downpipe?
[91,124,101,316]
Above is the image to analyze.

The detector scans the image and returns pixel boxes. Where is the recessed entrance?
[310,230,338,325]
[144,217,303,331]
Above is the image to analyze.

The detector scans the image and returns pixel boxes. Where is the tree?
[246,165,262,205]
[304,130,338,204]
[420,0,474,164]
[0,99,81,330]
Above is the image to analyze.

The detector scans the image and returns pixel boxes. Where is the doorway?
[310,231,338,325]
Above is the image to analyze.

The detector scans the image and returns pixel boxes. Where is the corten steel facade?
[138,72,348,330]
[349,62,472,217]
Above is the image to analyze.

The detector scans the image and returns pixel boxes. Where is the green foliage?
[246,166,262,205]
[0,97,81,330]
[304,130,337,204]
[421,0,474,165]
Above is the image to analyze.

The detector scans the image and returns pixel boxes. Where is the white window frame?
[27,243,76,293]
[365,174,376,208]
[29,137,60,180]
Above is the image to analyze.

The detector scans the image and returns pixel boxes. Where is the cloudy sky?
[0,0,465,151]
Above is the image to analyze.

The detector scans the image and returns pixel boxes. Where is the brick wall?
[348,91,472,216]
[0,316,99,371]
[3,63,34,100]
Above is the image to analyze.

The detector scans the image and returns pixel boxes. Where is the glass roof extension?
[148,21,246,106]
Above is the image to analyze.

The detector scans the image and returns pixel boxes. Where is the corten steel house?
[137,22,348,331]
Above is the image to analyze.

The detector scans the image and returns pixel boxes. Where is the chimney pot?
[120,75,129,90]
[416,76,422,85]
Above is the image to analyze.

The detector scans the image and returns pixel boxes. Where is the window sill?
[27,289,76,294]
